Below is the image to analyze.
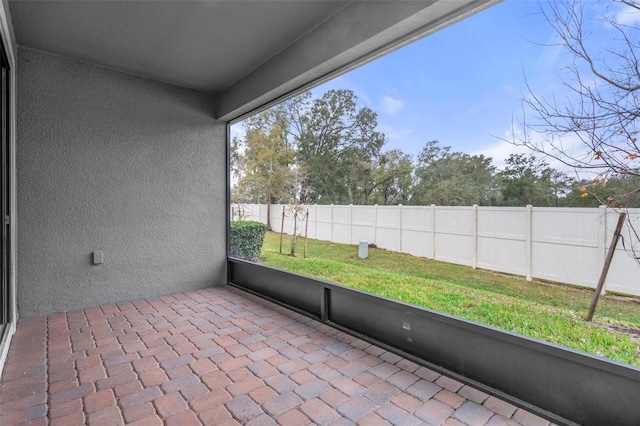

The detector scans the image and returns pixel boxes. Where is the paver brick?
[299,398,341,425]
[219,355,251,372]
[248,347,278,362]
[226,394,264,422]
[277,358,309,375]
[363,381,401,405]
[264,374,297,393]
[201,369,232,390]
[227,376,265,397]
[395,359,420,372]
[379,351,403,364]
[262,391,304,417]
[165,409,202,426]
[122,402,156,423]
[307,363,340,381]
[49,398,82,419]
[84,389,117,413]
[128,414,163,426]
[49,383,94,403]
[405,379,441,400]
[166,365,193,379]
[487,415,522,426]
[249,385,278,405]
[118,386,163,409]
[376,402,422,425]
[96,370,137,391]
[160,354,195,370]
[227,366,253,382]
[0,404,46,425]
[484,395,517,418]
[154,392,189,418]
[336,395,377,422]
[106,362,133,377]
[241,413,276,426]
[294,378,331,400]
[457,385,490,404]
[414,399,454,425]
[357,411,391,425]
[329,376,365,397]
[391,392,422,413]
[435,389,466,409]
[302,349,331,364]
[198,405,234,425]
[114,379,144,397]
[275,408,311,426]
[289,369,316,385]
[323,356,348,370]
[443,418,467,426]
[353,372,380,388]
[512,408,551,426]
[386,370,419,390]
[318,388,350,409]
[180,383,210,401]
[414,366,441,382]
[189,357,217,375]
[190,388,232,413]
[86,406,124,426]
[453,401,494,426]
[337,360,370,378]
[435,375,464,392]
[227,343,251,357]
[132,356,158,373]
[161,374,200,393]
[368,362,400,380]
[49,411,85,426]
[139,368,169,387]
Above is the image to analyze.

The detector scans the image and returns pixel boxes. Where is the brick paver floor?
[0,286,557,425]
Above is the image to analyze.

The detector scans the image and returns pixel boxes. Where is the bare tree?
[512,0,640,265]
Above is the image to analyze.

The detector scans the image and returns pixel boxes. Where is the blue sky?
[311,0,562,170]
[234,0,637,172]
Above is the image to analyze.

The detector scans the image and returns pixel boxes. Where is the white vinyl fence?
[232,204,640,297]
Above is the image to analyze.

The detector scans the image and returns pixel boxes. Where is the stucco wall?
[16,46,227,317]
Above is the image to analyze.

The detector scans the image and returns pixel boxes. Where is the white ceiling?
[9,0,351,93]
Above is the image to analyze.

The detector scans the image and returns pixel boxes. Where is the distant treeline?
[231,89,640,208]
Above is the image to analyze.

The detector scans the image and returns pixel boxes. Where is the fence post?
[525,205,533,281]
[398,204,403,253]
[472,205,478,269]
[598,205,607,293]
[330,204,334,243]
[431,204,436,260]
[349,204,353,245]
[373,204,378,246]
[313,204,317,240]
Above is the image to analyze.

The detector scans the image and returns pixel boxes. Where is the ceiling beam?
[218,0,500,122]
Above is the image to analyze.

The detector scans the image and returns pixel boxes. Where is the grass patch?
[260,232,640,366]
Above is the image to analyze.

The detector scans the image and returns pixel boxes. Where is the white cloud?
[380,96,404,115]
[230,123,246,141]
[473,126,588,176]
[472,139,532,171]
[612,3,640,26]
[312,75,373,107]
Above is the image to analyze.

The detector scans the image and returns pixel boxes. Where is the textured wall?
[17,46,227,317]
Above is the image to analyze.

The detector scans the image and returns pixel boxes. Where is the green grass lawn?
[259,232,640,366]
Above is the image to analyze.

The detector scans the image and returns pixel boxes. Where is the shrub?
[230,220,267,261]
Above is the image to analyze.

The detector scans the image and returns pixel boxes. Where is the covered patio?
[0,1,638,425]
[0,286,550,425]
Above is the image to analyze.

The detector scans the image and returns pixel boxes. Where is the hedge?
[230,220,267,261]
